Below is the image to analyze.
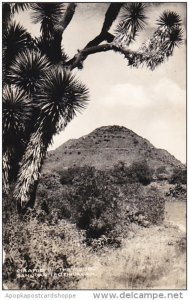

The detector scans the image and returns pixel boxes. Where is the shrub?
[38,172,62,190]
[155,166,169,181]
[67,167,121,242]
[169,168,187,184]
[3,210,91,290]
[3,174,165,289]
[156,166,166,174]
[127,160,153,185]
[36,166,164,248]
[59,169,74,185]
[112,160,153,185]
[120,184,165,225]
[63,167,164,244]
[111,161,128,184]
[166,183,186,199]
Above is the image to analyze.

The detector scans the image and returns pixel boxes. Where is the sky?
[15,2,186,163]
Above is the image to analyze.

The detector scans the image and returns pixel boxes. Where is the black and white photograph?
[2,1,187,292]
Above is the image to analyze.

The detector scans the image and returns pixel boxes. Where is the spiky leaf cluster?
[157,11,182,28]
[127,11,183,70]
[35,67,89,134]
[3,85,32,141]
[8,50,51,94]
[3,22,33,77]
[34,36,69,64]
[31,3,65,39]
[3,3,31,28]
[11,3,31,14]
[114,3,147,47]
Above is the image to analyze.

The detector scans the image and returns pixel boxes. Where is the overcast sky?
[15,2,186,163]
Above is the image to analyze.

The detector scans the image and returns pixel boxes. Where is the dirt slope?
[44,125,183,172]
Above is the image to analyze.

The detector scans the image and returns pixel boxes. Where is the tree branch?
[65,44,134,70]
[101,3,123,33]
[53,3,122,66]
[60,3,77,34]
[54,3,77,40]
[52,3,76,61]
[85,32,115,49]
[55,3,124,69]
[84,3,123,48]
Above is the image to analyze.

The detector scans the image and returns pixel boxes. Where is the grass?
[4,222,186,290]
[5,221,186,290]
[77,224,186,289]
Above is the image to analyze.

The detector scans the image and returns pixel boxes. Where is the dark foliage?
[127,160,153,185]
[12,3,31,14]
[59,167,80,185]
[35,67,89,128]
[8,50,51,95]
[31,3,65,39]
[112,160,153,185]
[157,11,182,28]
[3,22,33,81]
[169,167,187,184]
[37,166,165,247]
[3,85,32,142]
[34,36,68,64]
[3,210,85,289]
[116,3,147,40]
[166,183,186,199]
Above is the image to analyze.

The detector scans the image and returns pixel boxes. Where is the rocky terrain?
[44,125,184,173]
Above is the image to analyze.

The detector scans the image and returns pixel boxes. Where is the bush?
[154,166,169,181]
[169,168,187,184]
[111,161,128,184]
[36,166,164,248]
[58,167,85,185]
[67,167,121,242]
[38,172,62,190]
[59,169,74,185]
[112,160,153,185]
[120,184,165,225]
[61,167,164,244]
[166,183,186,199]
[127,160,153,185]
[3,209,91,290]
[156,166,166,174]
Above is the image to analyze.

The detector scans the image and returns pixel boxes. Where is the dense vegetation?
[3,155,187,289]
[3,160,166,289]
[169,167,187,184]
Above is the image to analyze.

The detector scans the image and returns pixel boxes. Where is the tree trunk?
[16,180,39,214]
[2,150,11,194]
[14,128,47,210]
